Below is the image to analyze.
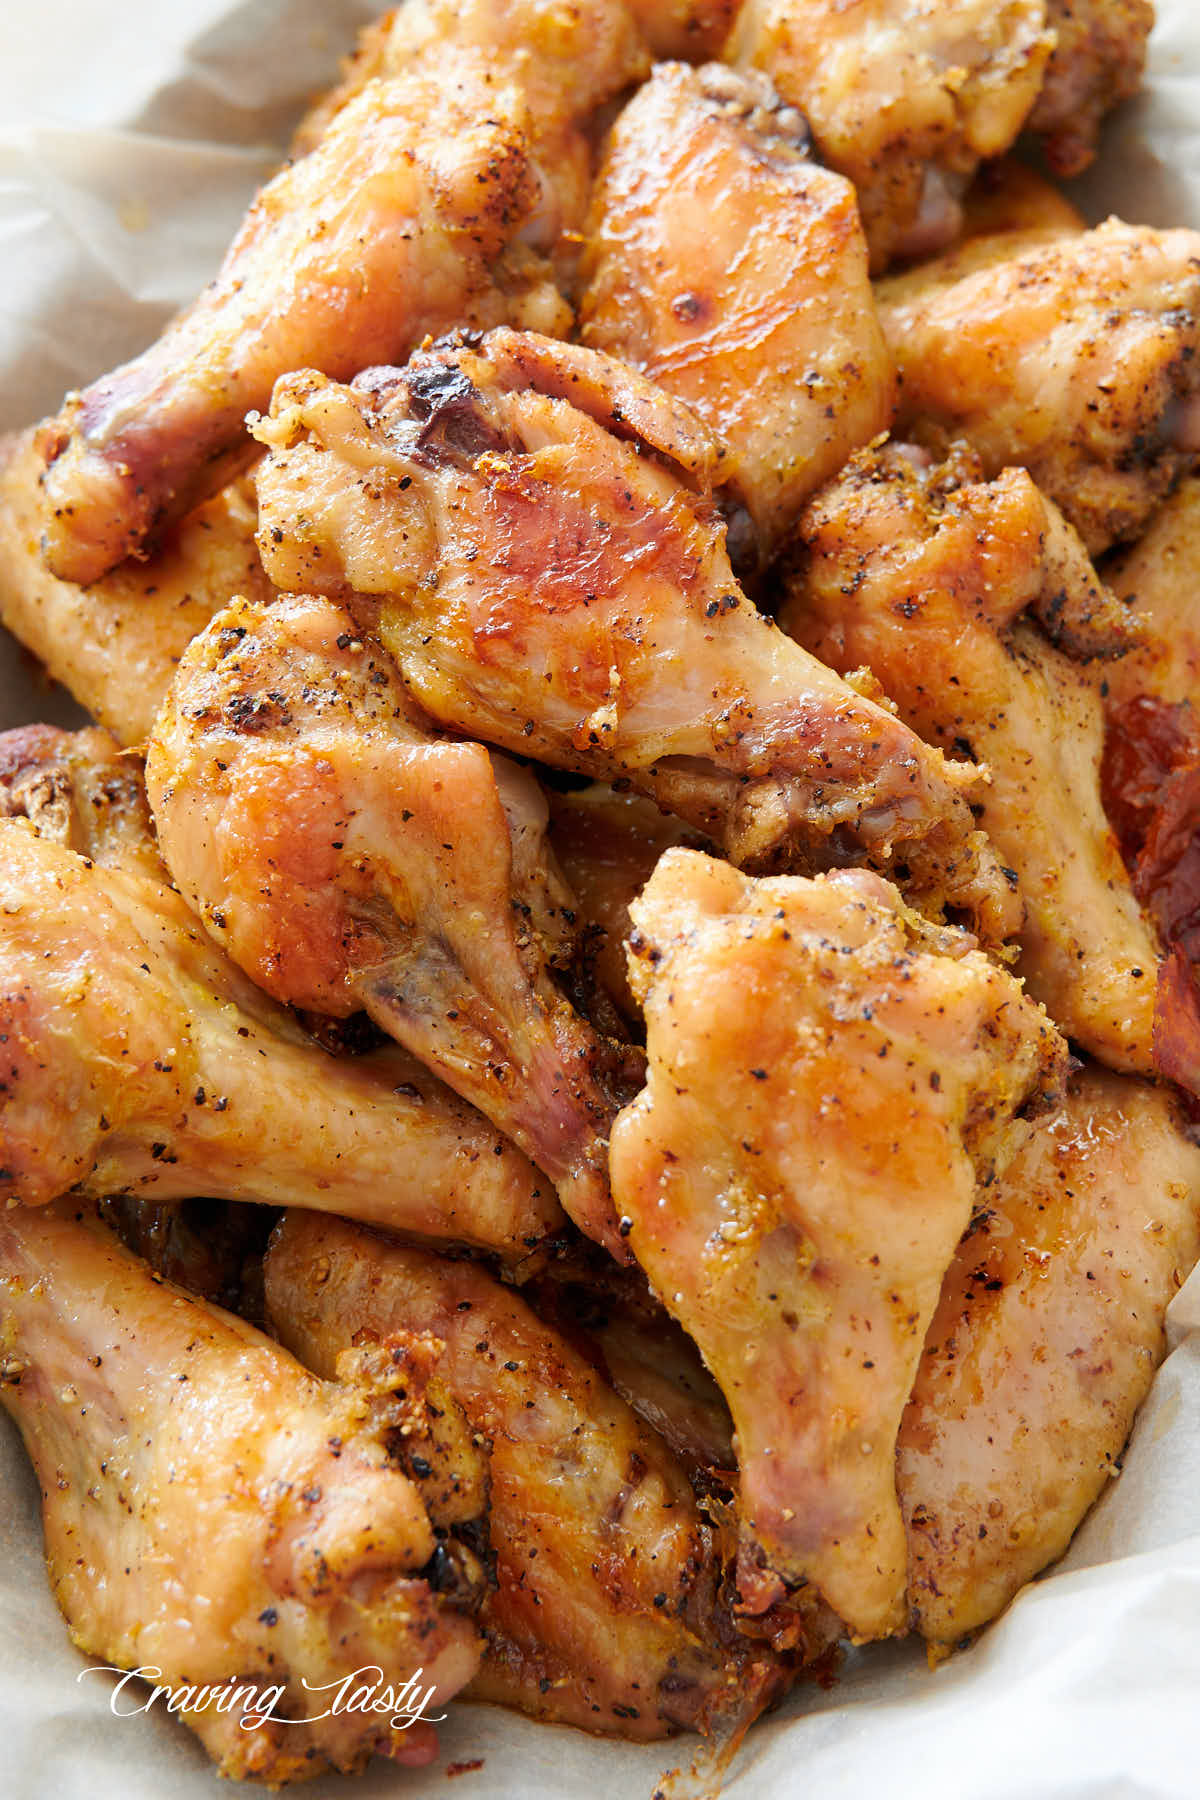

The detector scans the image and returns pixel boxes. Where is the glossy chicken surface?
[147,591,635,1259]
[0,726,557,1255]
[609,850,1067,1643]
[0,432,270,746]
[780,444,1162,1074]
[899,1064,1200,1642]
[1104,473,1200,715]
[265,1212,797,1738]
[0,1203,486,1782]
[34,0,649,583]
[725,0,1054,269]
[580,62,895,560]
[878,221,1200,554]
[251,328,1014,940]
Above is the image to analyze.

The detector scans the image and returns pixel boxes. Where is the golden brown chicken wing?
[0,727,558,1255]
[250,328,1015,941]
[0,432,270,746]
[147,591,637,1259]
[0,1202,486,1783]
[899,1063,1200,1644]
[580,62,895,562]
[779,443,1162,1074]
[878,221,1200,555]
[609,849,1067,1643]
[33,0,647,584]
[1027,0,1154,177]
[265,1211,798,1740]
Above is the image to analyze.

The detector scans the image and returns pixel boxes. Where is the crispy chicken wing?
[147,591,635,1259]
[899,1063,1200,1643]
[0,1202,486,1783]
[1027,0,1154,177]
[265,1212,797,1740]
[580,62,895,561]
[0,433,270,746]
[724,0,1054,269]
[250,328,1014,941]
[1103,473,1200,716]
[33,0,648,584]
[0,727,557,1256]
[609,849,1067,1643]
[878,222,1200,555]
[780,444,1161,1073]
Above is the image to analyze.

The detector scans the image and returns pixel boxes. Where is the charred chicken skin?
[580,62,895,562]
[780,443,1162,1076]
[900,1063,1200,1643]
[877,221,1200,555]
[146,591,636,1260]
[265,1211,799,1739]
[609,849,1067,1644]
[0,724,558,1256]
[0,1202,486,1783]
[250,327,1015,942]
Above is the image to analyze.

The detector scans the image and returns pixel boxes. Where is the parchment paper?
[1,5,1199,1796]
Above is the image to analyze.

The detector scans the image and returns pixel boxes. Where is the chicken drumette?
[877,221,1200,555]
[580,62,895,564]
[780,443,1162,1075]
[265,1211,801,1739]
[0,724,557,1257]
[0,1202,487,1783]
[609,849,1067,1643]
[249,328,1014,941]
[147,591,637,1260]
[900,1063,1200,1643]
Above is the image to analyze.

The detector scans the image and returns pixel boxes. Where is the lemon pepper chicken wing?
[1027,0,1155,178]
[779,444,1162,1075]
[0,1202,486,1784]
[580,62,895,563]
[0,726,558,1256]
[609,850,1067,1643]
[900,1063,1200,1644]
[264,1211,799,1740]
[878,222,1200,555]
[34,0,648,585]
[250,328,1015,942]
[146,590,637,1260]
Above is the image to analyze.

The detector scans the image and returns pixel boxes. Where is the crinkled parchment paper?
[1,5,1199,1796]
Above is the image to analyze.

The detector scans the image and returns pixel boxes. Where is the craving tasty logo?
[78,1664,446,1732]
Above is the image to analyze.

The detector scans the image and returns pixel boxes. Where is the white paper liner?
[0,5,1198,1795]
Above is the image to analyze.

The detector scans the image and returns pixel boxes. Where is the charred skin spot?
[405,361,509,465]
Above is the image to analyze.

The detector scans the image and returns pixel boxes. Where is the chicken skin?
[780,444,1162,1075]
[147,591,635,1259]
[878,222,1200,555]
[0,1202,486,1783]
[34,0,648,584]
[899,1064,1200,1644]
[265,1212,798,1740]
[580,63,895,561]
[0,727,557,1256]
[1027,0,1155,178]
[251,328,1014,942]
[0,433,270,746]
[609,850,1067,1643]
[724,0,1055,269]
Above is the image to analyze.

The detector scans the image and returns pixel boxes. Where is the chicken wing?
[0,728,558,1256]
[147,590,638,1259]
[264,1211,799,1739]
[580,62,895,563]
[724,0,1054,269]
[0,432,270,746]
[609,849,1067,1643]
[878,222,1200,555]
[779,444,1162,1074]
[250,328,1015,941]
[33,0,649,584]
[899,1063,1200,1643]
[1027,0,1154,177]
[0,1202,486,1783]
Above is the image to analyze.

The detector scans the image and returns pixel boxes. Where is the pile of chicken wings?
[4,0,1200,1784]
